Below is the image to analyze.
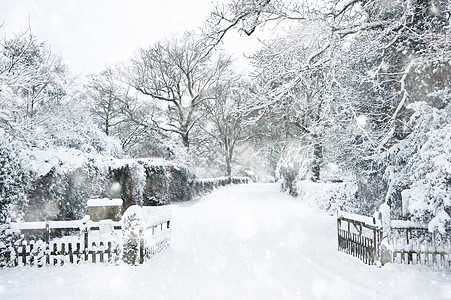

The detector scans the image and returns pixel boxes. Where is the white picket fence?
[337,211,451,267]
[0,206,171,268]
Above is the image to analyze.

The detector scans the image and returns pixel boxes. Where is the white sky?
[0,0,265,77]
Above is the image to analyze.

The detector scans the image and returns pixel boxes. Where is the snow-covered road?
[1,183,450,299]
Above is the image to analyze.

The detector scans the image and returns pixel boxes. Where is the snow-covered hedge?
[0,144,194,223]
[296,181,359,214]
[191,177,249,196]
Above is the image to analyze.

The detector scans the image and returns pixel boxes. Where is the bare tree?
[0,32,69,134]
[248,20,335,182]
[85,66,162,154]
[199,79,254,176]
[128,32,232,148]
[85,67,125,136]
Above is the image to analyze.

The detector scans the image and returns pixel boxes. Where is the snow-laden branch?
[377,61,414,151]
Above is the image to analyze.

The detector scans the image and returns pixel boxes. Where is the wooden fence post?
[379,203,391,266]
[337,211,340,251]
[84,228,89,262]
[45,222,50,265]
[68,243,73,264]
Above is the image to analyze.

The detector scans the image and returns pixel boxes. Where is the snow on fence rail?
[337,211,451,267]
[12,240,118,267]
[192,176,249,196]
[0,206,171,268]
[337,211,382,266]
[389,222,450,266]
[0,217,121,267]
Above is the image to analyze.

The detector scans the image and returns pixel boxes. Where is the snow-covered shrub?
[121,205,146,265]
[278,165,299,196]
[297,181,359,214]
[400,124,451,233]
[0,223,22,268]
[0,130,29,223]
[276,142,311,196]
[385,102,450,232]
[29,240,47,267]
[17,154,193,222]
[191,178,218,196]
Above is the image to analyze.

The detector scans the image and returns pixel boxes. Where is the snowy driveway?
[1,183,450,299]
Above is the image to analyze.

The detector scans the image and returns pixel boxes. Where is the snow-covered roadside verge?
[1,184,450,299]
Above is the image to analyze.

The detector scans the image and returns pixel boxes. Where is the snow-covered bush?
[278,165,299,196]
[297,181,359,214]
[0,130,29,223]
[386,102,450,232]
[0,223,22,268]
[276,142,311,196]
[121,205,146,265]
[399,124,451,233]
[38,99,122,157]
[29,240,46,267]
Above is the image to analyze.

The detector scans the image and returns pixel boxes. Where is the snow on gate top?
[87,198,123,207]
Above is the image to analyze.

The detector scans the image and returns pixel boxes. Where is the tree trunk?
[105,116,109,136]
[224,138,233,177]
[311,97,323,182]
[181,133,189,148]
[225,154,232,177]
[311,135,323,182]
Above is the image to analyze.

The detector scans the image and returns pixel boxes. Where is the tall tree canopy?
[128,32,232,148]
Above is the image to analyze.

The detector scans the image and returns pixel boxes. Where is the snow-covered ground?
[1,183,450,299]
